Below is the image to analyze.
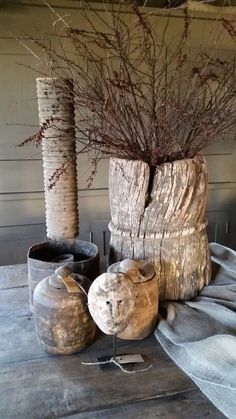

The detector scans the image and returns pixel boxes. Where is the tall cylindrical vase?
[108,156,211,301]
[36,78,78,240]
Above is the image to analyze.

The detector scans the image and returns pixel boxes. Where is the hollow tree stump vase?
[108,156,211,301]
[36,78,78,240]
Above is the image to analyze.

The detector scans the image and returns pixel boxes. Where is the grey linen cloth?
[155,242,236,419]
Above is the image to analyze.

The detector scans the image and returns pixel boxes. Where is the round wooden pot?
[33,267,96,355]
[108,260,159,340]
[87,272,136,336]
[108,156,211,301]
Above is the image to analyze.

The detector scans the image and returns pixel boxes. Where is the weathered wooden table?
[0,264,224,419]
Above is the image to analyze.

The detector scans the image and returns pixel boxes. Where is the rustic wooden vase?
[108,259,159,340]
[87,272,136,336]
[108,156,211,301]
[33,267,96,355]
[36,78,78,240]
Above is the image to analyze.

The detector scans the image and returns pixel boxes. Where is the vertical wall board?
[0,191,111,265]
[0,195,45,227]
[206,154,236,183]
[0,48,39,160]
[207,185,236,212]
[0,224,47,265]
[77,157,109,190]
[0,161,43,193]
[206,211,231,246]
[89,218,111,271]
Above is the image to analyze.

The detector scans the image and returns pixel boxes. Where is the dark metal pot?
[28,238,99,312]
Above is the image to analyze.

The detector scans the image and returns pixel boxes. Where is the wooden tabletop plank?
[67,390,225,419]
[0,341,196,419]
[0,264,28,290]
[0,308,168,365]
[0,314,47,365]
[0,286,30,317]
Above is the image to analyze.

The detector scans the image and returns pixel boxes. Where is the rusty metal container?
[28,239,99,312]
[33,266,96,354]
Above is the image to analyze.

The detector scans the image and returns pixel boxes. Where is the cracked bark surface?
[108,156,211,301]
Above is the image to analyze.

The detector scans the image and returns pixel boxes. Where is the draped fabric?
[155,243,236,419]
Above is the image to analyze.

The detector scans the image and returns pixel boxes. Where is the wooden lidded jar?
[108,259,159,340]
[33,266,96,355]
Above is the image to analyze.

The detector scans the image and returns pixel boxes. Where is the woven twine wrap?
[36,78,78,240]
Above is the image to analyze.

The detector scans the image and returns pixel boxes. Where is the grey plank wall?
[0,1,235,265]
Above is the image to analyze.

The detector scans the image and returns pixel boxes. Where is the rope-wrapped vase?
[36,78,78,240]
[108,156,211,301]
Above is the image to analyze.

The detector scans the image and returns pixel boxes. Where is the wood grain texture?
[34,271,96,355]
[0,264,223,418]
[0,263,28,290]
[67,391,224,419]
[109,157,211,300]
[108,261,158,340]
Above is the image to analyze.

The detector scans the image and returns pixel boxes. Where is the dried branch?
[21,1,236,181]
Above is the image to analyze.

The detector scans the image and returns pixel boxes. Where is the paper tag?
[62,275,82,293]
[115,354,144,364]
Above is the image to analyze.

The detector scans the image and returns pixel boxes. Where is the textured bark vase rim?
[108,220,208,239]
[111,154,204,167]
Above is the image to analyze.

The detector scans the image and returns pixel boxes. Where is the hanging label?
[62,275,82,294]
[115,354,144,364]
